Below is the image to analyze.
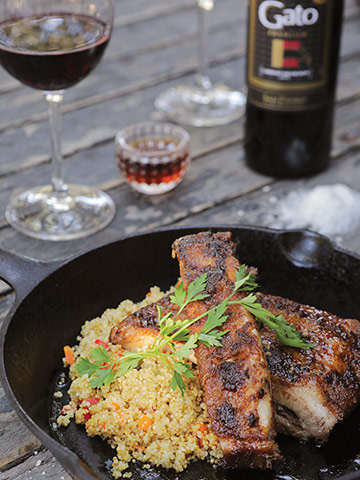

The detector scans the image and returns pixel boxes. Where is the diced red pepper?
[95,339,109,349]
[83,412,92,421]
[82,397,100,408]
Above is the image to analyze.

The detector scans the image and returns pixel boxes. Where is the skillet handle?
[0,248,62,300]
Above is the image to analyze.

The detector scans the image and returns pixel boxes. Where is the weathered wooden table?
[1,0,360,478]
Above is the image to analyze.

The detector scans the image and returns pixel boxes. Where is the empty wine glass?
[155,0,245,127]
[0,0,116,240]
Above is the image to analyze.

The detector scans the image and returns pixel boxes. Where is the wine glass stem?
[196,0,214,90]
[44,91,68,195]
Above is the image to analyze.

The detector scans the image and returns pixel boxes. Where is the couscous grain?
[58,287,223,478]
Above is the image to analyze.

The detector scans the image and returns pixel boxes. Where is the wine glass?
[0,0,116,241]
[154,0,246,127]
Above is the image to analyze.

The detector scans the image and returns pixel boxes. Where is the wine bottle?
[244,0,344,178]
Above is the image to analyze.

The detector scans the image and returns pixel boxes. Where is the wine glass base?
[154,84,246,127]
[6,184,116,241]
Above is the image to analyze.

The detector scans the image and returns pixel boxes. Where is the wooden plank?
[0,384,42,471]
[1,448,70,480]
[344,0,360,20]
[0,292,15,331]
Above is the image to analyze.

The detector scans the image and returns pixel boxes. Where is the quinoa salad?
[56,286,223,478]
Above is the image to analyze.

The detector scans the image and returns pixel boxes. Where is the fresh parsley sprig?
[230,294,315,349]
[76,266,314,394]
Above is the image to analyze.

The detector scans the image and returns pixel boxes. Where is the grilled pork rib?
[173,232,281,468]
[257,293,360,442]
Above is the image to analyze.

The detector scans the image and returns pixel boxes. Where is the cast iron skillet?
[1,226,360,480]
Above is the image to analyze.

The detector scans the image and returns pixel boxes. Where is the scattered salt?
[35,459,42,467]
[277,184,360,237]
[268,195,277,204]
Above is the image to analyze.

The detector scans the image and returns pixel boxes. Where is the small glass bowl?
[115,122,191,195]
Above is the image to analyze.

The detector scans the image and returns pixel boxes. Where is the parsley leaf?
[76,357,98,377]
[91,345,111,364]
[89,366,114,389]
[235,265,258,291]
[185,273,209,304]
[238,294,315,349]
[176,334,198,360]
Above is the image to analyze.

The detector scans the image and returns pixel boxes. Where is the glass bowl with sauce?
[115,122,191,195]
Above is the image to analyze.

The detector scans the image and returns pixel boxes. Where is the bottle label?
[247,0,332,111]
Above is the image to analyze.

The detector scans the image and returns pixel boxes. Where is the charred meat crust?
[171,232,281,469]
[109,295,174,344]
[257,293,360,422]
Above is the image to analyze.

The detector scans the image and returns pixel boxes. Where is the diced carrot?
[101,421,106,429]
[199,438,204,448]
[146,291,152,297]
[112,401,120,410]
[63,346,75,365]
[138,415,153,431]
[199,423,207,435]
[132,445,145,451]
[95,339,109,349]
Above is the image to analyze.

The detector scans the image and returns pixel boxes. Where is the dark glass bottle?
[244,0,344,178]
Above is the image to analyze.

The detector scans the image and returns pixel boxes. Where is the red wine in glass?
[0,13,109,91]
[0,0,115,241]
